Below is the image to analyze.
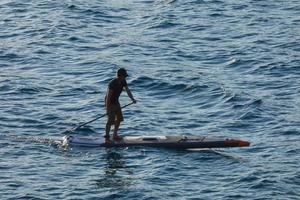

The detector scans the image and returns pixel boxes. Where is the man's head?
[117,68,128,78]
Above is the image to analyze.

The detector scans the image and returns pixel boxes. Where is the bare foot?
[105,138,112,144]
[113,135,121,141]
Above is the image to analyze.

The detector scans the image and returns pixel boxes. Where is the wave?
[66,3,128,23]
[148,20,181,29]
[0,84,52,96]
[251,62,300,77]
[131,75,210,97]
[130,76,267,114]
[17,86,52,95]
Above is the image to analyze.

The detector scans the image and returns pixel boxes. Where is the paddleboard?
[61,135,250,149]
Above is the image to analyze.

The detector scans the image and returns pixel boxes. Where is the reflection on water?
[94,149,135,189]
[104,149,125,176]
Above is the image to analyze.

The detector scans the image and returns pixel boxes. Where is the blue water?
[1,0,300,199]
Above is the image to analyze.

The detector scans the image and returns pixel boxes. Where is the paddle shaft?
[66,102,134,133]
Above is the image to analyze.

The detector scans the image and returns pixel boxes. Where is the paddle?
[62,102,135,135]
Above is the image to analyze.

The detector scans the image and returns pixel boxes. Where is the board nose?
[225,139,250,147]
[238,140,250,147]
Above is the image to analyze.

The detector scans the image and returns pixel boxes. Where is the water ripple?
[1,0,300,199]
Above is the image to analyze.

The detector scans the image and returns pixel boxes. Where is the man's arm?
[124,86,136,103]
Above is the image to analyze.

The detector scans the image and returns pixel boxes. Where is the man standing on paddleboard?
[104,68,136,142]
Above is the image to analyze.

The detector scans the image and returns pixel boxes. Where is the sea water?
[0,0,299,199]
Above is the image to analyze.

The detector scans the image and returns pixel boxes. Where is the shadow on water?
[185,148,250,163]
[103,149,127,176]
[94,148,135,189]
[90,147,248,190]
[210,149,248,162]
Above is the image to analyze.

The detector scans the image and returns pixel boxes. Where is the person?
[104,68,136,142]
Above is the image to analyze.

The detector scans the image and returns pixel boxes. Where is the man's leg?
[105,106,116,139]
[105,122,111,138]
[113,105,123,140]
[113,120,120,137]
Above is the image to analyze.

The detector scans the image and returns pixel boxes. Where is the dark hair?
[117,68,128,77]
